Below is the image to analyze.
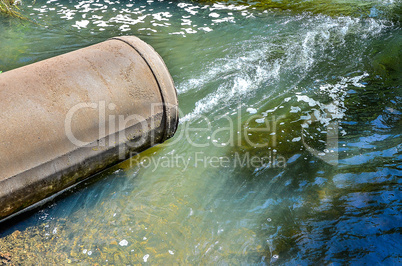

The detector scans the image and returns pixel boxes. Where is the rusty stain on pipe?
[0,36,179,222]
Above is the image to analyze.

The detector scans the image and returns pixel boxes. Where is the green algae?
[0,0,26,19]
[195,0,401,21]
[369,34,402,84]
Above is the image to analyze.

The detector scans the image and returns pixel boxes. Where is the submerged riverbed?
[0,0,401,264]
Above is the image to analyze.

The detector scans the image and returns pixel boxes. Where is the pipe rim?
[110,36,179,141]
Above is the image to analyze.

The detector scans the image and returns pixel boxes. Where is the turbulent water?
[0,0,401,264]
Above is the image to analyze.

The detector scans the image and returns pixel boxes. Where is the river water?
[0,0,401,264]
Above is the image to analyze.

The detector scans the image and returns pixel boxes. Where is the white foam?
[143,254,149,262]
[119,239,128,246]
[247,108,257,114]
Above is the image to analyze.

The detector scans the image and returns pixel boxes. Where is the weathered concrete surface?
[0,36,178,221]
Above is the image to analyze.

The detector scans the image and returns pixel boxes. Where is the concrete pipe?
[0,36,179,222]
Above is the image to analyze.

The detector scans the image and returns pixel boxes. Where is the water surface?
[0,0,401,264]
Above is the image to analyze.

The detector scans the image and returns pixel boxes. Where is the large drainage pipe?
[0,36,179,222]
